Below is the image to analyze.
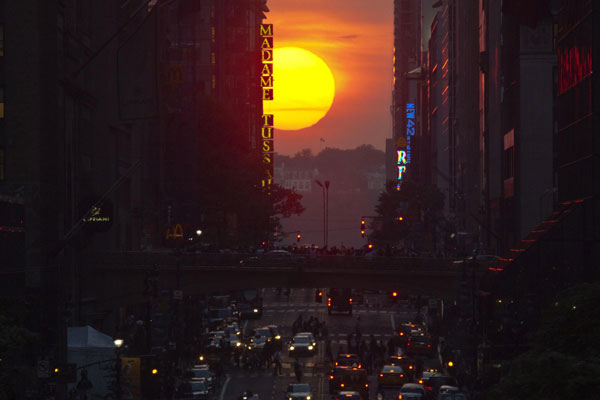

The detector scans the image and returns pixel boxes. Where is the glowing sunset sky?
[265,0,394,156]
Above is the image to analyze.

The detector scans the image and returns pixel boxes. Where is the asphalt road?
[219,288,441,400]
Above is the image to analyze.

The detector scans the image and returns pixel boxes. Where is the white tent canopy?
[68,326,117,399]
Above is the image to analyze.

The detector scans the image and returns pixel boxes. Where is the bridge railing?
[90,251,459,272]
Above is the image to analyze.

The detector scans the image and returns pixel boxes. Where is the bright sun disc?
[264,47,335,131]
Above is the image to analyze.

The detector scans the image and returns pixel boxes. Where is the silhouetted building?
[389,0,422,188]
[478,0,556,254]
[159,0,268,247]
[428,1,480,255]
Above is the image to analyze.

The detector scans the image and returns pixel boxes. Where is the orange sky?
[265,0,394,156]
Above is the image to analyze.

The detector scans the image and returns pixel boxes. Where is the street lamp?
[113,338,124,400]
[315,180,330,249]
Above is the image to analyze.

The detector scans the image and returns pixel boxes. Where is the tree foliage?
[0,299,40,400]
[191,96,304,247]
[487,283,600,399]
[372,179,444,248]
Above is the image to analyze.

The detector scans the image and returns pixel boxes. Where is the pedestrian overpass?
[85,251,475,308]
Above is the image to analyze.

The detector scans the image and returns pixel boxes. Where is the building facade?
[389,0,422,189]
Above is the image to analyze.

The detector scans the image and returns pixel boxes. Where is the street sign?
[173,290,183,300]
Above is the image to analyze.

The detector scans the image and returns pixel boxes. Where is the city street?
[220,288,441,400]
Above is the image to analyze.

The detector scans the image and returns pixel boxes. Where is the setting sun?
[264,47,335,131]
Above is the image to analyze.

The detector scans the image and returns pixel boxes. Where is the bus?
[327,288,352,315]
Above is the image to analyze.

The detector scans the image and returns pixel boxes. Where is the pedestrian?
[325,339,334,364]
[293,358,303,383]
[273,351,282,376]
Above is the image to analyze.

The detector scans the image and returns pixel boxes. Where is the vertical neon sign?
[261,24,274,191]
[397,103,415,190]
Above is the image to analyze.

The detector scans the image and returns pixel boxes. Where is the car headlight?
[308,345,314,350]
[306,397,311,400]
[236,342,241,347]
[289,346,295,350]
[275,335,281,340]
[253,309,259,313]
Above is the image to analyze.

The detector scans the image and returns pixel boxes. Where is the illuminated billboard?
[397,103,415,190]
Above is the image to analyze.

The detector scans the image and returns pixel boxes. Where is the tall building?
[159,0,268,247]
[478,1,556,254]
[427,1,480,255]
[389,0,422,189]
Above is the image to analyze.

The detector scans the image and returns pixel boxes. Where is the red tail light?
[349,298,353,304]
[427,344,431,348]
[330,375,334,380]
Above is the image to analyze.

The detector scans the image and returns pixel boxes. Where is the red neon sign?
[558,46,592,94]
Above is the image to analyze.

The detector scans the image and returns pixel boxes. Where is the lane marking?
[218,376,231,400]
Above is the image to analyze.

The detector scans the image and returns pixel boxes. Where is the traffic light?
[360,219,365,238]
[391,291,398,301]
[297,232,301,242]
[315,289,323,303]
[397,216,404,221]
[446,360,456,376]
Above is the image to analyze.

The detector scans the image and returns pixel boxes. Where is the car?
[288,334,316,357]
[394,322,424,347]
[222,324,241,340]
[266,325,283,350]
[235,302,262,319]
[328,367,369,398]
[208,330,242,350]
[208,308,237,329]
[386,354,415,380]
[240,391,260,400]
[378,365,408,387]
[335,354,362,369]
[285,383,313,400]
[332,391,363,400]
[296,332,317,346]
[187,368,214,391]
[416,369,438,386]
[406,334,433,357]
[177,381,209,400]
[247,327,273,350]
[426,375,459,397]
[398,383,427,400]
[436,386,467,400]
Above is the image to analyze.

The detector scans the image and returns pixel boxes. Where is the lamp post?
[315,180,330,249]
[113,338,124,400]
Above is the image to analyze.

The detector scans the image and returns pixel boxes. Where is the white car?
[285,383,312,400]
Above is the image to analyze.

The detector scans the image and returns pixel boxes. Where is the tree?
[0,299,40,400]
[486,283,600,400]
[372,179,444,251]
[188,95,305,248]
